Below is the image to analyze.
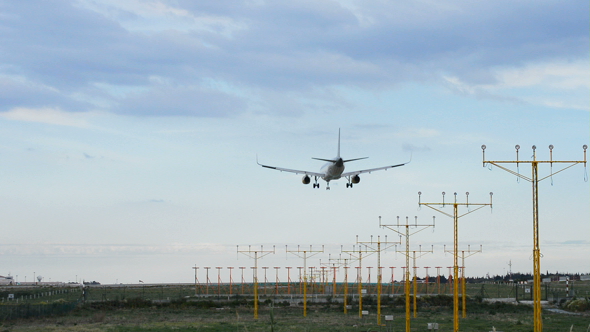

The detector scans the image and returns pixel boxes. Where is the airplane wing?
[257,158,324,177]
[341,161,408,177]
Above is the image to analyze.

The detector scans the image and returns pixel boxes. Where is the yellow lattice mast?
[286,245,324,317]
[444,244,482,318]
[237,245,276,319]
[321,254,351,313]
[482,144,587,332]
[341,244,370,318]
[379,215,435,332]
[356,235,401,325]
[419,192,492,332]
[410,245,433,317]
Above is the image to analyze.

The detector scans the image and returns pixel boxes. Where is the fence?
[0,300,80,321]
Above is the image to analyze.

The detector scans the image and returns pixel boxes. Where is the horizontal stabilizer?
[343,157,368,163]
[312,157,338,163]
[312,157,368,163]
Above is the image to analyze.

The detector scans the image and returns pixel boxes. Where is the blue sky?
[0,0,588,284]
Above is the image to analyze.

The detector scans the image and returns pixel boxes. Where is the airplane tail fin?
[311,129,368,163]
[337,128,341,158]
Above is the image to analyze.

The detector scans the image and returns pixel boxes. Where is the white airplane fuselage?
[320,158,345,181]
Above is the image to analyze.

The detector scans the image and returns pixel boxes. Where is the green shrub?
[564,298,589,312]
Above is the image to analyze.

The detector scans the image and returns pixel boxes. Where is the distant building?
[0,275,14,285]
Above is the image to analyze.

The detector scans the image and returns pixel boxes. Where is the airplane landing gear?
[346,182,353,188]
[313,176,320,189]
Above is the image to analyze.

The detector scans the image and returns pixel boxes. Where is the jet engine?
[302,175,311,184]
[351,175,360,184]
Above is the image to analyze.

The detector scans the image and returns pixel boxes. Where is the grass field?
[1,297,589,332]
[1,282,589,331]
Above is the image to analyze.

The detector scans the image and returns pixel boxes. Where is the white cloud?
[494,60,590,90]
[2,1,587,117]
[0,243,232,256]
[1,107,91,127]
[443,60,590,110]
[75,0,247,36]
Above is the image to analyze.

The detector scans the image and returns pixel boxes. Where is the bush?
[564,298,589,312]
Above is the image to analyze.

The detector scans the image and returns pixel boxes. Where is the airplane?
[257,129,410,190]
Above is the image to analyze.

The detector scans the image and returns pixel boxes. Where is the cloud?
[1,107,90,127]
[403,143,431,153]
[442,59,590,110]
[0,0,586,117]
[0,243,232,256]
[114,84,247,116]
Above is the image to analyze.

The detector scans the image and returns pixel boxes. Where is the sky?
[0,0,588,285]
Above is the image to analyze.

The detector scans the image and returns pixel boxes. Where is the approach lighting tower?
[286,245,324,317]
[356,235,401,325]
[482,144,587,332]
[379,216,435,332]
[418,191,492,332]
[445,244,482,317]
[410,245,433,317]
[192,266,199,295]
[237,245,276,319]
[325,254,352,314]
[341,244,371,318]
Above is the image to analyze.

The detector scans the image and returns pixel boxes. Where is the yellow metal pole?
[344,266,349,314]
[461,257,466,318]
[286,245,324,318]
[303,275,308,317]
[303,251,307,317]
[405,267,410,332]
[254,252,259,319]
[358,261,363,318]
[355,234,399,326]
[482,144,587,332]
[332,266,337,297]
[453,203,459,332]
[413,251,417,318]
[413,274,417,318]
[379,216,434,332]
[237,245,276,320]
[419,192,491,332]
[532,160,542,331]
[405,225,411,332]
[377,271,382,325]
[377,240,382,325]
